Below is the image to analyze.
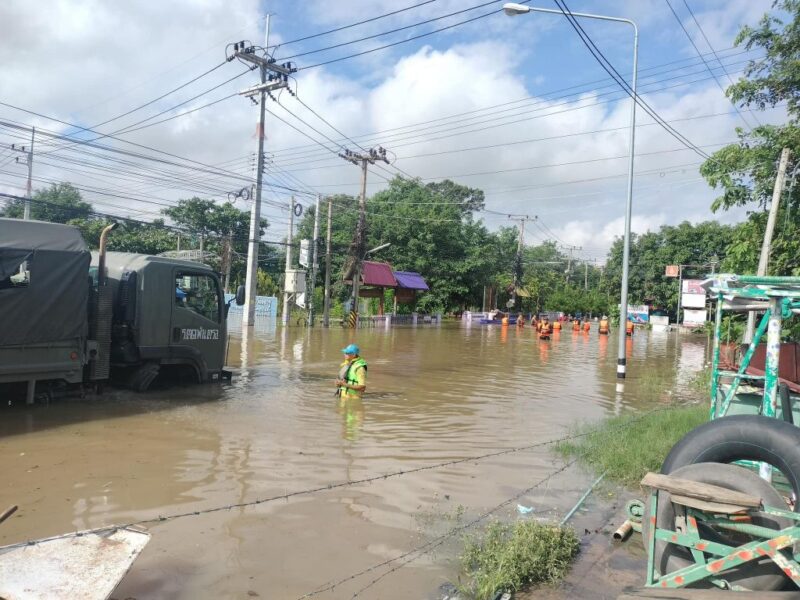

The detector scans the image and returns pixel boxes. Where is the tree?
[700,0,800,275]
[1,183,92,223]
[603,221,735,312]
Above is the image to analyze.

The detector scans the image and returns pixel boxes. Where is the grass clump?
[459,520,579,600]
[556,404,707,487]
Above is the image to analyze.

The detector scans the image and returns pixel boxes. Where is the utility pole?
[282,196,295,327]
[323,197,333,327]
[561,245,582,283]
[507,215,536,310]
[308,195,321,327]
[584,261,589,290]
[8,128,34,220]
[229,16,294,327]
[744,147,792,342]
[339,147,389,327]
[223,231,233,293]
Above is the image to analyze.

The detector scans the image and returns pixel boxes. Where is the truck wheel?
[643,462,791,590]
[661,415,800,503]
[128,362,160,392]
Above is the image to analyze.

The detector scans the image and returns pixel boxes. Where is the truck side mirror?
[235,284,246,306]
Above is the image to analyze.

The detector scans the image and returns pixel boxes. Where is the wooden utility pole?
[323,197,333,327]
[339,147,389,327]
[744,147,792,342]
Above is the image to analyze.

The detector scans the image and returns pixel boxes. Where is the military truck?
[0,218,242,402]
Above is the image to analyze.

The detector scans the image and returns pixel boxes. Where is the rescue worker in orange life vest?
[335,344,367,399]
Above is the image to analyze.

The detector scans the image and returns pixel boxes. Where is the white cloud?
[0,0,782,251]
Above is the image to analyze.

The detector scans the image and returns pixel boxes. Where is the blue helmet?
[341,343,360,355]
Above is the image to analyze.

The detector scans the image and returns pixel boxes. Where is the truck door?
[171,270,225,379]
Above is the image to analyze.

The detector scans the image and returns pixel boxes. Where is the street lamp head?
[366,242,391,255]
[503,3,531,16]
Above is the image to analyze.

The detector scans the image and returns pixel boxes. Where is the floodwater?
[0,320,709,599]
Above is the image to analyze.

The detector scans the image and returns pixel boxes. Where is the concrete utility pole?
[508,215,536,309]
[8,128,34,220]
[339,147,389,326]
[744,147,793,342]
[323,197,333,327]
[584,261,589,290]
[561,244,582,283]
[230,16,294,327]
[282,196,296,327]
[223,231,233,293]
[307,195,321,327]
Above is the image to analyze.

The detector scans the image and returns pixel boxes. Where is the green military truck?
[0,218,242,402]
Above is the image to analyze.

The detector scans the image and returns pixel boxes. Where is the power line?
[273,0,439,48]
[267,45,758,157]
[681,0,763,126]
[269,56,758,167]
[295,0,515,70]
[278,0,502,61]
[553,0,711,161]
[663,0,755,130]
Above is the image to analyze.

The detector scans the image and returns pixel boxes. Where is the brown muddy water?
[0,321,708,599]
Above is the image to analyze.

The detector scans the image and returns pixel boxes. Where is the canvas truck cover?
[0,218,90,346]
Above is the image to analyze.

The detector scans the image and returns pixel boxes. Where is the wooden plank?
[641,472,762,508]
[670,493,752,515]
[619,588,800,599]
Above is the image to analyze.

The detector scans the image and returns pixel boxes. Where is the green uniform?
[339,357,367,398]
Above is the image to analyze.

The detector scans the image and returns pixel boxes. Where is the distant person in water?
[335,344,367,399]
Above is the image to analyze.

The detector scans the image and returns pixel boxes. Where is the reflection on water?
[0,321,708,599]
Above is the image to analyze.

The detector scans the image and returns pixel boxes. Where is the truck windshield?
[175,272,220,322]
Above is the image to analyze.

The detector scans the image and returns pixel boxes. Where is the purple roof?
[393,271,429,291]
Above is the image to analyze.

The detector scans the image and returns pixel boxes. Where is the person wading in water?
[335,343,367,399]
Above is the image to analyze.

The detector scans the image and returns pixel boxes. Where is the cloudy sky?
[0,0,786,260]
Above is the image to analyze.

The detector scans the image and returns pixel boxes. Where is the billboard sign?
[627,304,650,324]
[681,279,706,309]
[665,265,679,277]
[299,239,310,268]
[683,308,707,326]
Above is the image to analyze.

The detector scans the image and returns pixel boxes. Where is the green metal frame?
[645,488,800,589]
[708,275,800,421]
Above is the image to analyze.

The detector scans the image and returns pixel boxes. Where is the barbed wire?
[338,459,577,600]
[1,404,681,553]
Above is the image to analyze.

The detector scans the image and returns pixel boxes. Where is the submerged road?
[0,320,707,599]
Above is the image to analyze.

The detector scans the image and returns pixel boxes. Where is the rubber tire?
[661,415,800,504]
[643,462,791,591]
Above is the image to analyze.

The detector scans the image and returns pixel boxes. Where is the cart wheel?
[661,414,800,507]
[643,462,791,591]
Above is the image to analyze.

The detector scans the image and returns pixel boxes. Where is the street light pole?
[503,3,638,379]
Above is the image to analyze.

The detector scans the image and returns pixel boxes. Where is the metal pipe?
[97,222,118,286]
[560,472,605,525]
[613,519,633,541]
[0,505,18,526]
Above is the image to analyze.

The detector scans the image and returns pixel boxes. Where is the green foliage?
[556,404,708,487]
[459,520,579,599]
[728,0,800,115]
[700,2,800,277]
[1,183,92,223]
[296,179,608,315]
[603,221,734,312]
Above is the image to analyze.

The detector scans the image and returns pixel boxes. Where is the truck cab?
[97,252,231,391]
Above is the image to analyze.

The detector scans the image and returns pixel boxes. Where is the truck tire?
[643,462,791,591]
[128,362,160,393]
[661,415,800,503]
